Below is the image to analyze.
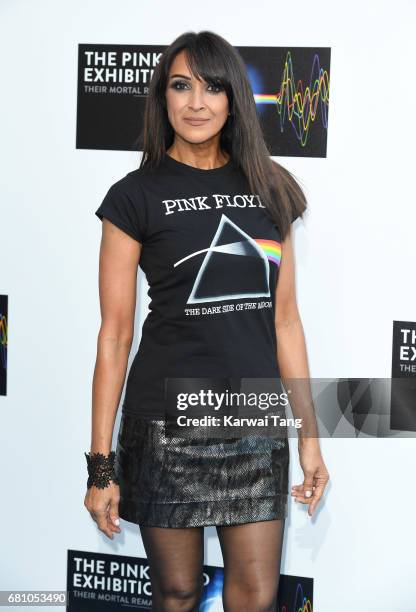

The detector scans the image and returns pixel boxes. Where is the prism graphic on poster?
[174,214,273,304]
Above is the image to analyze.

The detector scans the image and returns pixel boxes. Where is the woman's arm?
[84,218,141,539]
[275,228,309,378]
[275,226,314,419]
[275,226,329,516]
[91,219,141,454]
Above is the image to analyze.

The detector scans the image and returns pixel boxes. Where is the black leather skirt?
[115,412,290,528]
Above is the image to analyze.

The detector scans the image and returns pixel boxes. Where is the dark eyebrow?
[169,74,192,80]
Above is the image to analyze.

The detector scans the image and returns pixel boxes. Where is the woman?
[84,30,329,611]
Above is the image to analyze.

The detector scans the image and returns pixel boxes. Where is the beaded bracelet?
[84,450,120,489]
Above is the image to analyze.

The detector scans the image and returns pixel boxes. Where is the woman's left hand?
[291,439,330,516]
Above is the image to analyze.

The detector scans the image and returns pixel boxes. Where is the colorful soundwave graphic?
[280,580,313,611]
[253,50,329,147]
[254,238,281,266]
[0,314,7,368]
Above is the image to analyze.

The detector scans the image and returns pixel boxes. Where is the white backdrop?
[1,0,415,610]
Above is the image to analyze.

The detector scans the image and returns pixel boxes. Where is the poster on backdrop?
[0,294,7,396]
[67,549,313,610]
[390,320,416,432]
[76,44,330,156]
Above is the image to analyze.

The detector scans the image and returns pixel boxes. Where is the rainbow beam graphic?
[254,238,281,266]
[173,236,282,269]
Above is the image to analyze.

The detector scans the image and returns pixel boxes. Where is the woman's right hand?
[291,438,330,516]
[84,482,122,539]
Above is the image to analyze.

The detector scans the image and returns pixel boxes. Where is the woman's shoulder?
[116,161,169,193]
[96,168,150,243]
[104,165,154,201]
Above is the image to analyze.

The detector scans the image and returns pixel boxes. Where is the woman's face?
[165,50,229,145]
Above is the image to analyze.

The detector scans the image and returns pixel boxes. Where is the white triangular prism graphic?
[187,214,270,304]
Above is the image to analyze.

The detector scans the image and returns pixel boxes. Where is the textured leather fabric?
[115,412,290,528]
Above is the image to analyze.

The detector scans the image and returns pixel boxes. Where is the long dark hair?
[137,30,307,239]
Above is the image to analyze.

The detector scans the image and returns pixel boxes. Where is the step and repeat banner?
[1,1,415,611]
[75,44,330,156]
[66,549,313,611]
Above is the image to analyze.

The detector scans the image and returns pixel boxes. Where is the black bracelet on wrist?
[84,450,120,489]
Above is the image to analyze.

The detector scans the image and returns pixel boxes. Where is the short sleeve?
[95,175,147,243]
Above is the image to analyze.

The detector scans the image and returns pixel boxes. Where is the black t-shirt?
[95,154,296,417]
